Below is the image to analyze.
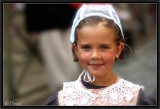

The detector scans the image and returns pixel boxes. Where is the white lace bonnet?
[70,3,124,43]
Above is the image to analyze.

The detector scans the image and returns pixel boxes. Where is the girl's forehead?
[77,23,116,36]
[77,25,116,43]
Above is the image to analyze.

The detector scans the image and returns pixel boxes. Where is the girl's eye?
[81,45,91,51]
[101,46,109,50]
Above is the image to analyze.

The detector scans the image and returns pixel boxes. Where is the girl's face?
[72,23,124,77]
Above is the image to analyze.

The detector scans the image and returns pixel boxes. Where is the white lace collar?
[58,72,144,106]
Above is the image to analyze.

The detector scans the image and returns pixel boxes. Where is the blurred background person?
[24,3,82,92]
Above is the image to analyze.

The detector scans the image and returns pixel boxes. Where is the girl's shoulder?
[44,80,78,106]
[121,78,156,105]
[118,78,144,91]
[137,89,157,105]
[44,92,58,106]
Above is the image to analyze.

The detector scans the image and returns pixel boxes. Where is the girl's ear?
[72,43,78,55]
[116,42,124,58]
[72,44,79,62]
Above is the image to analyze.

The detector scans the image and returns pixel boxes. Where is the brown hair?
[72,16,125,62]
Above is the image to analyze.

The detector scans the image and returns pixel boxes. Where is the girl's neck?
[91,72,118,87]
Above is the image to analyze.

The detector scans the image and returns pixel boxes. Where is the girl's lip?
[89,64,103,68]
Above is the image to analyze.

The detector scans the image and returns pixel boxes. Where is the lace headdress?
[70,3,124,43]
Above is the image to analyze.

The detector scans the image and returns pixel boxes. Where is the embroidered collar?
[58,72,144,106]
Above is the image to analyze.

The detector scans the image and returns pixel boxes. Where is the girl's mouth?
[89,64,103,69]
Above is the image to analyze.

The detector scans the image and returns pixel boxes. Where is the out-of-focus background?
[3,3,157,106]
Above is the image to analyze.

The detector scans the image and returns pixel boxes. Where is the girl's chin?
[88,70,105,77]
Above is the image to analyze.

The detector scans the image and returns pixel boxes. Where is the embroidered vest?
[58,74,144,106]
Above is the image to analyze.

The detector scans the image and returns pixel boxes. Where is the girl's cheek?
[78,52,90,61]
[102,53,116,61]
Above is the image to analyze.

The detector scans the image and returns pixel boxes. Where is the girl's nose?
[90,49,101,60]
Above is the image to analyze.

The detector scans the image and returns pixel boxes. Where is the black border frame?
[1,0,159,109]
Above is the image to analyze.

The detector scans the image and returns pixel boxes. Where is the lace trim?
[58,73,144,106]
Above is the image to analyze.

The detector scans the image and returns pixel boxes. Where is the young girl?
[45,4,156,106]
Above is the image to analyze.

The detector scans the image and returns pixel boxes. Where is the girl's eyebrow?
[99,43,111,47]
[79,43,110,47]
[80,44,90,47]
[100,43,110,46]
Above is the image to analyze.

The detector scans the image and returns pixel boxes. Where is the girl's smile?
[88,63,104,69]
